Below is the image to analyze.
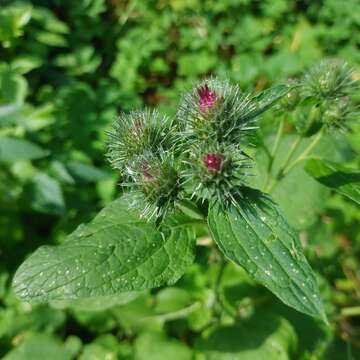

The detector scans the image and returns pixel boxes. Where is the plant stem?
[271,117,285,157]
[265,134,303,193]
[341,306,360,318]
[282,128,324,175]
[266,128,324,193]
[263,117,285,191]
[212,257,236,318]
[214,258,226,296]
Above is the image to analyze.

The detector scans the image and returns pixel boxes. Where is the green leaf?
[78,343,115,360]
[11,56,43,74]
[252,133,348,229]
[12,195,196,302]
[0,66,28,104]
[0,137,48,162]
[66,160,110,183]
[134,331,193,360]
[305,158,360,205]
[26,173,65,216]
[208,187,326,321]
[35,31,67,47]
[154,287,193,314]
[3,333,72,360]
[0,4,32,47]
[196,312,297,360]
[272,163,329,229]
[243,84,291,121]
[51,292,142,311]
[0,104,22,126]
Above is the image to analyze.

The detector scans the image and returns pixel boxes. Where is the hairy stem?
[263,117,285,191]
[266,128,324,193]
[266,134,303,193]
[282,128,324,175]
[212,256,236,317]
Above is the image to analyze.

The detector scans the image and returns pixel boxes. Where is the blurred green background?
[1,0,360,359]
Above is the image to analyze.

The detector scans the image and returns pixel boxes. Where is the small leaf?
[0,67,28,104]
[66,160,110,183]
[12,194,196,302]
[26,173,65,216]
[305,158,360,205]
[208,187,326,321]
[243,84,291,121]
[11,56,43,74]
[0,137,48,162]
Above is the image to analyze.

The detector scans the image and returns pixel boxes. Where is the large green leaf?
[208,187,326,321]
[12,195,197,302]
[305,158,360,205]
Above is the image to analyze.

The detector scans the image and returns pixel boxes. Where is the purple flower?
[197,84,217,112]
[203,153,223,172]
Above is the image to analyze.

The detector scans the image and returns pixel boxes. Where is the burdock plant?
[13,60,359,323]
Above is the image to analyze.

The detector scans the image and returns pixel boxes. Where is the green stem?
[265,134,303,193]
[266,128,324,193]
[341,306,360,318]
[214,259,226,294]
[263,117,285,191]
[282,129,324,175]
[271,117,285,157]
[213,257,236,317]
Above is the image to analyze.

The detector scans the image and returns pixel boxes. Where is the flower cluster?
[107,78,292,219]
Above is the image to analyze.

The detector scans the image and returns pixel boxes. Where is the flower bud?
[178,78,258,146]
[198,84,217,112]
[106,109,177,174]
[183,143,252,207]
[203,153,223,172]
[302,59,357,101]
[126,153,181,219]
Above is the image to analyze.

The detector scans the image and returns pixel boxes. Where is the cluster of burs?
[106,59,358,220]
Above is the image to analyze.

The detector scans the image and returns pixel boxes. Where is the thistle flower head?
[203,153,223,172]
[302,59,357,101]
[178,78,259,146]
[182,143,253,208]
[106,109,177,174]
[198,84,217,111]
[125,152,181,220]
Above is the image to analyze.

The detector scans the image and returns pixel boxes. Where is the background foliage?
[0,0,360,359]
